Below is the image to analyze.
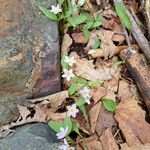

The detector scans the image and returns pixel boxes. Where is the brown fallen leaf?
[90,87,107,103]
[86,29,119,59]
[77,135,103,150]
[103,78,119,100]
[0,102,66,132]
[26,90,68,108]
[96,106,117,137]
[117,80,133,100]
[115,97,150,146]
[72,32,87,44]
[61,34,72,56]
[120,143,150,150]
[100,128,119,150]
[89,102,102,133]
[72,53,121,81]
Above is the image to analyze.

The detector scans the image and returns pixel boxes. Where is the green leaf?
[38,6,58,21]
[115,3,131,31]
[75,98,86,106]
[72,121,82,136]
[88,80,103,88]
[78,104,88,120]
[67,13,87,27]
[92,13,102,28]
[61,54,68,69]
[63,116,72,135]
[64,0,74,18]
[58,0,65,6]
[83,26,90,41]
[92,36,101,49]
[68,84,77,95]
[102,98,117,112]
[74,77,88,85]
[48,120,64,132]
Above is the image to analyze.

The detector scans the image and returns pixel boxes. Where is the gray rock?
[0,0,61,125]
[0,123,62,150]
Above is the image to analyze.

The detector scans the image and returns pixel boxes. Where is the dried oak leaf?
[115,97,150,146]
[61,34,72,56]
[72,32,86,44]
[120,143,150,150]
[72,53,120,81]
[89,102,102,133]
[100,128,119,150]
[96,106,117,137]
[77,135,103,150]
[86,29,119,59]
[103,78,119,100]
[117,80,134,100]
[26,90,69,108]
[91,87,107,103]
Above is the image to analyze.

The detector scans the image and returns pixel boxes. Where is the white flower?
[67,104,79,118]
[64,56,76,67]
[59,139,75,150]
[50,4,62,14]
[78,0,85,6]
[62,69,75,81]
[79,87,91,104]
[56,126,68,139]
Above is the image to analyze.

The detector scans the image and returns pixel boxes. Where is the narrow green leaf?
[67,14,87,27]
[61,54,68,69]
[88,80,103,89]
[75,98,86,106]
[92,36,101,49]
[83,26,90,41]
[102,98,117,112]
[68,84,77,95]
[74,77,88,85]
[72,121,82,136]
[48,120,63,132]
[92,13,102,28]
[65,0,74,18]
[115,3,131,31]
[78,104,88,120]
[63,116,72,135]
[38,6,58,21]
[58,0,65,6]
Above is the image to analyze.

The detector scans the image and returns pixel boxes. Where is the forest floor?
[2,0,150,149]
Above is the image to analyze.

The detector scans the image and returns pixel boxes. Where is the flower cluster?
[62,56,76,81]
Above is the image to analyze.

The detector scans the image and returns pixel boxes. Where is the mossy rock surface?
[0,0,60,125]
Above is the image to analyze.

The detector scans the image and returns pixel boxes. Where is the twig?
[114,0,150,62]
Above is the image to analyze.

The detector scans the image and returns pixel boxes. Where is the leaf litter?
[1,0,150,149]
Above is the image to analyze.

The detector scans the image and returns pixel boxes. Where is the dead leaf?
[77,135,103,150]
[86,29,119,59]
[115,97,150,146]
[117,80,133,100]
[100,128,119,150]
[26,91,68,108]
[96,106,117,137]
[72,53,121,81]
[61,34,72,56]
[91,87,107,103]
[89,102,102,133]
[72,32,86,44]
[120,143,150,150]
[103,78,119,100]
